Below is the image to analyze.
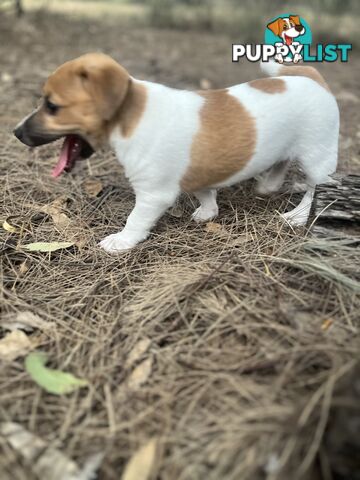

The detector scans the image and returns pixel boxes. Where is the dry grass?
[0,10,360,480]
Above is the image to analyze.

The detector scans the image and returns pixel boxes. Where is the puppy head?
[14,53,130,177]
[267,16,305,44]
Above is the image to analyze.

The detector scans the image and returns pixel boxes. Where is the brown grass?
[0,11,359,480]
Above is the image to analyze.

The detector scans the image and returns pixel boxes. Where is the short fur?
[249,78,286,94]
[14,54,339,252]
[181,90,256,192]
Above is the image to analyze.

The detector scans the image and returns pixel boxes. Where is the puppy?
[14,53,339,252]
[267,15,306,63]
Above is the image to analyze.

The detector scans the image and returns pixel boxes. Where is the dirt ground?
[1,10,360,480]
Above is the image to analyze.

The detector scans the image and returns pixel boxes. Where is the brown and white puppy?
[14,53,339,252]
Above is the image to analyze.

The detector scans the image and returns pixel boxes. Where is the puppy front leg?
[99,189,178,253]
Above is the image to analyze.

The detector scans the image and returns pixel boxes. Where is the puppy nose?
[13,125,24,142]
[295,25,303,32]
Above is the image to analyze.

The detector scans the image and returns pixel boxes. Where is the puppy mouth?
[284,34,293,46]
[51,135,94,178]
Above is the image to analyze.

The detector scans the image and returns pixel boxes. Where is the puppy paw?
[192,206,219,223]
[280,211,308,227]
[99,233,137,253]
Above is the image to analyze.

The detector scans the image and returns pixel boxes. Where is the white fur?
[260,61,283,77]
[100,70,339,253]
[100,81,203,252]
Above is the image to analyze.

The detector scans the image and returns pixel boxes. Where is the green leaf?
[25,352,89,395]
[22,241,74,252]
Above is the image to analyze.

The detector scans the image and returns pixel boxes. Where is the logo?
[265,14,311,63]
[232,13,352,63]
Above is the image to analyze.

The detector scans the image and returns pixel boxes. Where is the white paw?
[281,211,308,227]
[293,53,302,63]
[99,233,137,253]
[192,206,219,223]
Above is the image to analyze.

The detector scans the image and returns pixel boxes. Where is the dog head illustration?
[267,15,305,46]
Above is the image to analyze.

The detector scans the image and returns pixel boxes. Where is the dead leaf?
[2,218,21,233]
[41,204,72,230]
[0,422,103,480]
[205,222,222,233]
[127,357,153,390]
[0,330,33,361]
[2,311,55,333]
[82,178,103,197]
[122,438,158,480]
[22,241,74,252]
[125,338,152,369]
[321,318,334,331]
[18,260,29,275]
[28,197,72,231]
[74,237,87,249]
[205,222,228,235]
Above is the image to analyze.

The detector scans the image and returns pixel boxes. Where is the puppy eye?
[283,25,288,30]
[45,98,59,115]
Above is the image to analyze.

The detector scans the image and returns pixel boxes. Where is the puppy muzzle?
[13,111,62,147]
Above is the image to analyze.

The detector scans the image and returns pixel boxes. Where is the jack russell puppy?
[14,53,339,253]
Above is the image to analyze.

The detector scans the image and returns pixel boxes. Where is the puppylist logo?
[233,13,352,63]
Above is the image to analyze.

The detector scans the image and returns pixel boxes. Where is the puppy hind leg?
[192,189,218,223]
[282,144,338,227]
[256,161,289,195]
[281,183,315,226]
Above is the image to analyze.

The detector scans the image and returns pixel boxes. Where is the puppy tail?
[260,60,281,77]
[261,60,330,92]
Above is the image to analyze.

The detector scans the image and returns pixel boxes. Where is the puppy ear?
[289,15,301,25]
[78,58,130,121]
[267,18,283,37]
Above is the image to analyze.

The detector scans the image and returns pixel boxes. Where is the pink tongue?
[51,136,81,178]
[285,35,292,46]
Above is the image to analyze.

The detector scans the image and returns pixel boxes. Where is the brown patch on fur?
[249,78,286,94]
[116,80,147,138]
[181,90,256,193]
[280,65,331,92]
